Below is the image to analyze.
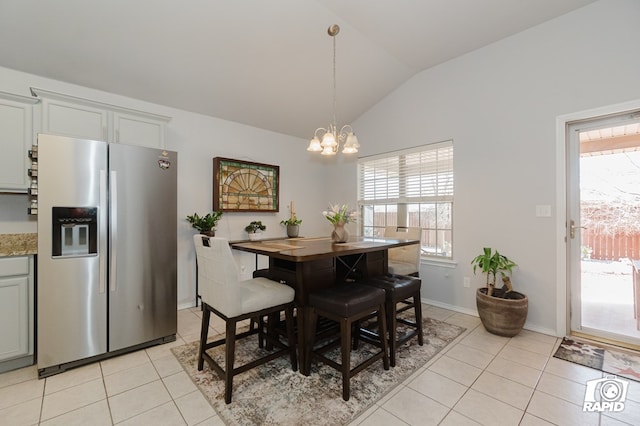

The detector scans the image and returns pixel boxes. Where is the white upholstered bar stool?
[193,235,297,404]
[384,226,421,277]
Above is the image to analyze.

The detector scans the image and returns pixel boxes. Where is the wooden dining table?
[230,235,420,369]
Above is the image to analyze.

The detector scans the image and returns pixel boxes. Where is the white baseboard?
[421,297,477,317]
[178,301,196,310]
[421,297,559,338]
[522,324,559,338]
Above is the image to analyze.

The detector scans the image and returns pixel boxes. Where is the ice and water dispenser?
[51,207,98,257]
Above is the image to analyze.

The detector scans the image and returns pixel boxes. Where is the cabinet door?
[0,276,28,361]
[0,96,35,192]
[114,112,165,148]
[42,99,108,141]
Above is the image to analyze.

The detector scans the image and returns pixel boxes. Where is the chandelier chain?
[332,32,337,133]
[306,23,359,155]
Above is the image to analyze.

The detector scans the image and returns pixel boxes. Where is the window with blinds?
[357,140,454,259]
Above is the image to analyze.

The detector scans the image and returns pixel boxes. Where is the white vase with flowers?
[322,204,358,243]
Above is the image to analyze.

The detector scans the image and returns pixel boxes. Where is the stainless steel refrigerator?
[36,134,177,377]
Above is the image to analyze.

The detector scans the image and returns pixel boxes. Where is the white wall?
[0,66,335,308]
[3,0,637,329]
[344,0,640,335]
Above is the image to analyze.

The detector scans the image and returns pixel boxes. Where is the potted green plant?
[245,220,266,240]
[471,247,527,337]
[280,216,302,238]
[186,211,223,236]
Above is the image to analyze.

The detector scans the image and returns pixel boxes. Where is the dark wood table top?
[230,236,419,262]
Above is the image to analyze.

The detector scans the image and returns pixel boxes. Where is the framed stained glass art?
[213,157,279,212]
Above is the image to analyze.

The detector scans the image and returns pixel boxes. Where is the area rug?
[172,317,465,426]
[553,337,640,382]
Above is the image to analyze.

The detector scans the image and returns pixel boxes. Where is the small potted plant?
[471,247,527,336]
[280,216,302,238]
[186,211,223,236]
[245,220,266,241]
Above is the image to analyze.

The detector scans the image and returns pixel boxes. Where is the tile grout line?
[100,362,115,426]
[427,314,548,424]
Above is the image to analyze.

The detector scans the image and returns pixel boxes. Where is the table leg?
[634,262,640,329]
[298,305,309,375]
[195,258,199,307]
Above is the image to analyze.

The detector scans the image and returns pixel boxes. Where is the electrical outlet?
[240,265,246,273]
[463,277,470,288]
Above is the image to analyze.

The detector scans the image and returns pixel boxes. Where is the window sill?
[420,257,457,268]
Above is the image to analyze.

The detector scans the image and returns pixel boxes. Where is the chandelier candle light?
[307,24,360,156]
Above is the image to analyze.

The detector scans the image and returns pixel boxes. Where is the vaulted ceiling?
[0,0,597,139]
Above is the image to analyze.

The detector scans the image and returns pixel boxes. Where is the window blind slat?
[358,142,453,204]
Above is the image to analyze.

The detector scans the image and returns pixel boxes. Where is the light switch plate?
[536,205,551,217]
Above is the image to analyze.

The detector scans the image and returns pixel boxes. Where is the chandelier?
[307,24,359,156]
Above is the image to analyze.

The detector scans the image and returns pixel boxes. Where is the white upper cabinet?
[31,88,170,148]
[42,97,108,141]
[0,92,38,192]
[114,112,165,148]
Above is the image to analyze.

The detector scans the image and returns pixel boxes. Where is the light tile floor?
[1,304,639,425]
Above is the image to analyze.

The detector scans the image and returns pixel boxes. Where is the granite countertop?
[0,233,37,256]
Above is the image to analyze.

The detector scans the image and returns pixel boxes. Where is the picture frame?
[213,157,280,212]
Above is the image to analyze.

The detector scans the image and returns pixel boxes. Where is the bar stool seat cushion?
[309,284,385,317]
[196,236,294,318]
[235,278,295,316]
[365,274,421,302]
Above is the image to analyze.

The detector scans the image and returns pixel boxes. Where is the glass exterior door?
[567,111,640,347]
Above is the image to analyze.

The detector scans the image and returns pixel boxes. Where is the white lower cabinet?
[0,256,34,372]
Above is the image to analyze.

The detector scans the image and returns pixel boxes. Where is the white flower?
[322,203,358,225]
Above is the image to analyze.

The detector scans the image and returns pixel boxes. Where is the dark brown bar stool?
[304,284,390,401]
[361,274,423,367]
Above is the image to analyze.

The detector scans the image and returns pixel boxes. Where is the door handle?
[570,220,587,239]
[110,171,118,292]
[99,170,107,294]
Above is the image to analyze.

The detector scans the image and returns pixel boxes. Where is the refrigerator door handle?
[99,170,107,294]
[109,170,118,292]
